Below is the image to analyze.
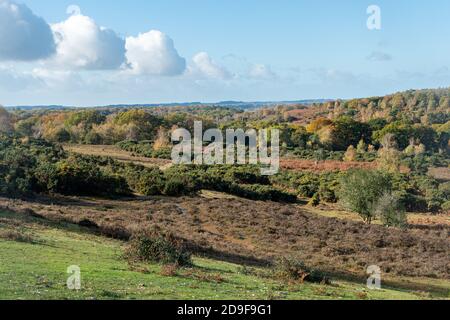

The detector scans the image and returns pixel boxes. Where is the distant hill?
[320,88,450,124]
[278,88,450,125]
[5,99,331,111]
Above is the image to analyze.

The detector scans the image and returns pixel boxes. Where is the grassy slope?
[1,211,446,300]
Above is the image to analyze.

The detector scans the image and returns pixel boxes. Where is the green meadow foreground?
[0,210,448,300]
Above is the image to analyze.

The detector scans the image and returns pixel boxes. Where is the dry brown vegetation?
[64,144,411,174]
[63,144,171,169]
[280,158,377,172]
[429,167,450,182]
[1,194,448,280]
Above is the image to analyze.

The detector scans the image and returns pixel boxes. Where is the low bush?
[163,172,197,196]
[229,184,297,202]
[125,229,192,266]
[120,164,165,196]
[272,257,330,284]
[441,201,450,212]
[34,156,130,197]
[117,140,172,159]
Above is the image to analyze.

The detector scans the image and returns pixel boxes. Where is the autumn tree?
[0,106,13,134]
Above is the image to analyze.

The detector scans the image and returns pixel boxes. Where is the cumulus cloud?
[367,51,392,62]
[191,52,231,80]
[0,0,56,61]
[125,30,186,76]
[51,14,125,70]
[248,64,276,80]
[0,65,41,90]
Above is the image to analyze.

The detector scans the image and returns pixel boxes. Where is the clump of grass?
[355,291,368,300]
[0,229,37,244]
[271,257,330,284]
[160,264,179,277]
[125,228,192,267]
[182,269,225,283]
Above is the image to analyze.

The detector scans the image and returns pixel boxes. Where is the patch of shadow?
[186,242,270,267]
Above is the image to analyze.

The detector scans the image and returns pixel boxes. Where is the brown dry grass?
[63,144,172,169]
[281,158,410,173]
[1,194,448,280]
[429,167,450,182]
[280,158,377,172]
[65,144,393,174]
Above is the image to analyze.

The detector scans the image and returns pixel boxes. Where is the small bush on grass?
[272,257,330,284]
[125,229,192,267]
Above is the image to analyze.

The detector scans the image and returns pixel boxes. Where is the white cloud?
[191,52,231,80]
[0,65,41,90]
[50,14,125,70]
[31,67,83,88]
[0,0,55,61]
[248,64,276,80]
[367,51,392,62]
[125,30,186,76]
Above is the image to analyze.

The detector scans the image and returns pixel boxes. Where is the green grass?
[0,210,447,300]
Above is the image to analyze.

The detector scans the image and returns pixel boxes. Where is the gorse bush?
[117,140,172,159]
[120,164,165,196]
[125,229,192,266]
[163,165,297,202]
[163,172,197,196]
[229,183,297,202]
[34,156,130,197]
[0,136,64,197]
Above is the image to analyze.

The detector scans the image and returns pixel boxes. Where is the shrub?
[308,193,320,206]
[163,173,197,196]
[272,257,330,284]
[441,201,450,212]
[36,156,130,197]
[137,170,165,196]
[126,229,192,266]
[439,182,450,199]
[374,192,407,228]
[122,165,165,196]
[229,184,297,202]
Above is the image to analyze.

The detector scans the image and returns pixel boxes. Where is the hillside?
[1,203,448,300]
[285,88,450,125]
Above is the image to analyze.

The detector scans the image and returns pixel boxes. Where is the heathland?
[0,87,449,299]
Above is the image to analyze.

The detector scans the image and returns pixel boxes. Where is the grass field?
[1,210,446,300]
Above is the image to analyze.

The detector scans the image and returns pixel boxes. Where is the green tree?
[331,117,372,151]
[337,169,392,224]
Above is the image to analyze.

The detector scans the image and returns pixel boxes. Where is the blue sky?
[1,0,450,106]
